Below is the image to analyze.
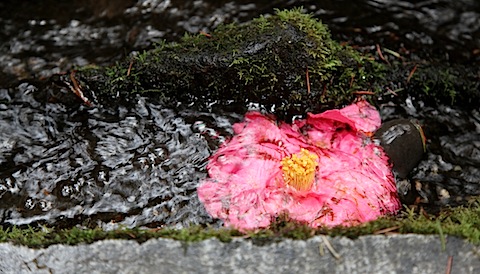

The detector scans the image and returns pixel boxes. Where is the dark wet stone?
[375,119,426,179]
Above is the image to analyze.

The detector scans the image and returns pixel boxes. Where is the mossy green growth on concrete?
[1,196,479,248]
[68,8,385,118]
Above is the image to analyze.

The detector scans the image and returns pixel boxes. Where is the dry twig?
[352,90,375,95]
[407,64,418,84]
[321,235,342,260]
[373,226,400,235]
[376,44,390,65]
[127,60,134,77]
[445,255,453,274]
[306,66,311,94]
[69,71,93,106]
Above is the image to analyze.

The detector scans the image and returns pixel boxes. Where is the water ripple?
[0,85,240,228]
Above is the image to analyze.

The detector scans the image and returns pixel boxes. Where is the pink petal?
[198,104,401,231]
[339,100,381,133]
[313,109,357,130]
[199,156,286,231]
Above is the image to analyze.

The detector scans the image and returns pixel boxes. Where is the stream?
[0,0,479,230]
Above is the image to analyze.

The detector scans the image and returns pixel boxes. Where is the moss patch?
[65,8,388,119]
[58,8,479,119]
[2,196,478,248]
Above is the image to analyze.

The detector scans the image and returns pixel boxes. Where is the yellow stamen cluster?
[281,148,318,191]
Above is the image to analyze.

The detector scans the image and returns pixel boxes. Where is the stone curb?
[0,234,478,273]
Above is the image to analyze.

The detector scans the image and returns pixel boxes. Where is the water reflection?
[0,0,479,228]
[0,83,242,228]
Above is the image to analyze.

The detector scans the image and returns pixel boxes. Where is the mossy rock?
[57,8,478,118]
[61,9,384,118]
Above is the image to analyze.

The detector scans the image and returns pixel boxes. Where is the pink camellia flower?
[197,100,401,231]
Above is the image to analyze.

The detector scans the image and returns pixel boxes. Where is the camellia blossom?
[197,100,401,231]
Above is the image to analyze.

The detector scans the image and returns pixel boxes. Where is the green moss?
[408,63,478,105]
[2,196,479,248]
[0,225,238,248]
[66,8,389,118]
[60,8,479,115]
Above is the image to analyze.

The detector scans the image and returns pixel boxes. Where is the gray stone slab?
[0,234,479,274]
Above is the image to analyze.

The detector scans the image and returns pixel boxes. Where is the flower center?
[281,148,318,191]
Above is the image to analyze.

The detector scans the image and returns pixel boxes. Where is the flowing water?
[0,0,479,229]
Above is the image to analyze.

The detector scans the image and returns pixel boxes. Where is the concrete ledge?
[1,234,479,273]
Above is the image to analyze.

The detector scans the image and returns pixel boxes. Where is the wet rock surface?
[0,235,479,273]
[0,0,479,229]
